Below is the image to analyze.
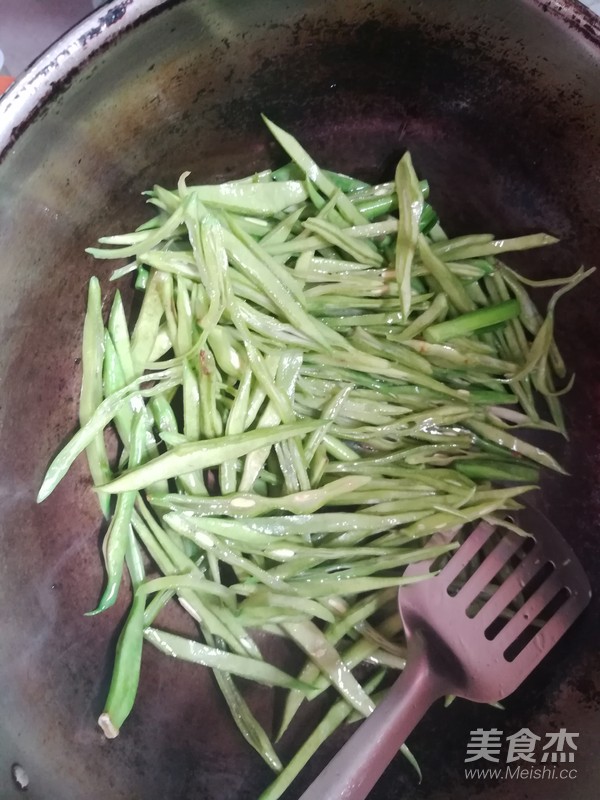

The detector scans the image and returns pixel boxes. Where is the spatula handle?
[299,641,445,800]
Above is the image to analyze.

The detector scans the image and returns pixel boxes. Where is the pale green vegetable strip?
[182,360,201,440]
[130,270,165,372]
[87,204,186,259]
[259,670,387,800]
[198,347,223,439]
[439,233,558,262]
[186,203,226,341]
[241,591,335,624]
[262,115,368,226]
[395,152,424,318]
[467,419,566,472]
[150,475,371,518]
[278,608,401,739]
[80,277,111,517]
[188,179,308,215]
[144,628,314,691]
[282,620,375,717]
[176,276,194,356]
[124,525,145,590]
[142,587,175,627]
[101,420,323,493]
[219,368,252,494]
[87,412,146,614]
[239,350,305,492]
[260,206,304,246]
[98,593,146,737]
[164,512,295,550]
[137,574,235,606]
[132,508,260,659]
[222,228,332,350]
[249,573,431,598]
[38,368,180,502]
[418,234,476,314]
[227,213,306,306]
[108,289,136,383]
[212,667,283,773]
[302,217,383,267]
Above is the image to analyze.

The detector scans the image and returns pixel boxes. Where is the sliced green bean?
[395,152,424,318]
[102,420,323,493]
[98,592,146,738]
[80,277,112,517]
[259,670,387,800]
[144,627,313,691]
[38,368,180,502]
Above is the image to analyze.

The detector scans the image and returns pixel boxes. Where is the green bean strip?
[263,116,368,226]
[38,367,180,502]
[466,419,566,473]
[260,206,304,246]
[130,270,165,372]
[302,217,383,267]
[239,351,302,491]
[188,179,308,215]
[176,275,194,355]
[143,587,175,627]
[436,232,558,262]
[227,213,306,306]
[395,152,424,318]
[199,347,223,439]
[137,574,235,607]
[88,204,186,260]
[223,228,333,350]
[211,665,283,772]
[98,592,146,738]
[241,591,336,624]
[132,507,260,659]
[149,475,370,517]
[424,299,520,344]
[279,611,401,738]
[259,670,387,800]
[87,412,146,614]
[219,368,252,494]
[102,420,323,493]
[282,620,375,717]
[418,234,476,314]
[144,628,313,691]
[108,289,136,382]
[80,277,112,517]
[124,525,145,590]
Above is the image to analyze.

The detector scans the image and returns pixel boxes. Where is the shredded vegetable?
[38,117,592,798]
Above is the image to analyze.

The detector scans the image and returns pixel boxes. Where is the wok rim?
[0,0,599,162]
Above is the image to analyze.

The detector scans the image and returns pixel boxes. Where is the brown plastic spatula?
[299,508,591,800]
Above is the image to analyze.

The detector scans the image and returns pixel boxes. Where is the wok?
[0,1,599,798]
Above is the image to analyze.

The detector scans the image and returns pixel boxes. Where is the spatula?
[299,507,591,800]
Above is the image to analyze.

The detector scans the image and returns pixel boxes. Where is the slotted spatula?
[299,508,591,800]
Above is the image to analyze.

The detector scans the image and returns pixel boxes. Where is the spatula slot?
[503,586,571,662]
[441,522,497,596]
[483,561,555,640]
[445,526,534,602]
[464,535,535,617]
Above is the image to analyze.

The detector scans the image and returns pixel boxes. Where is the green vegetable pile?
[38,117,591,798]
